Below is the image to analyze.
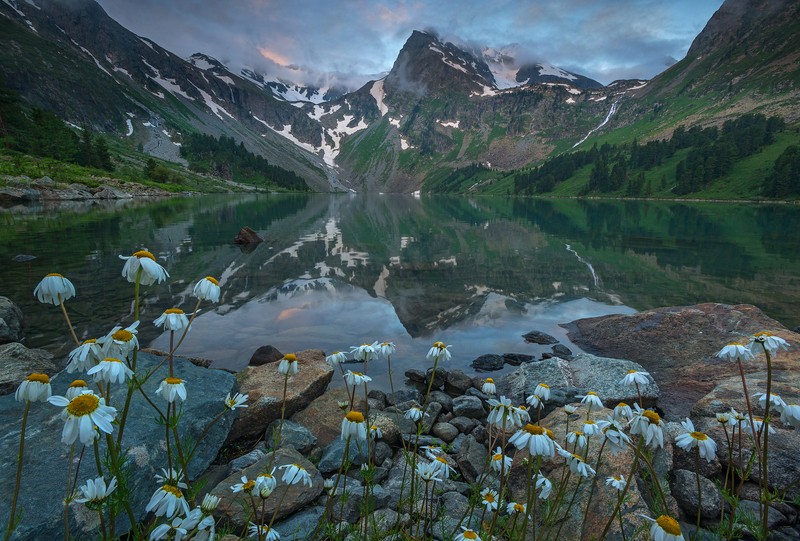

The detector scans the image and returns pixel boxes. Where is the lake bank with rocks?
[1,299,798,540]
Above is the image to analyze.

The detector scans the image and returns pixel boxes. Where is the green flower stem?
[114,348,139,447]
[599,438,642,540]
[553,475,584,541]
[639,448,668,511]
[580,438,607,537]
[695,447,703,534]
[59,297,80,347]
[761,347,774,539]
[64,443,76,541]
[5,401,31,541]
[171,299,202,354]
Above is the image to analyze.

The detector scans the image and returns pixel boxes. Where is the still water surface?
[2,194,799,384]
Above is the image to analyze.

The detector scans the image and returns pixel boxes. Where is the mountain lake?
[2,193,799,387]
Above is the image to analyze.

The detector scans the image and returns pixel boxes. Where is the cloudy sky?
[96,0,724,88]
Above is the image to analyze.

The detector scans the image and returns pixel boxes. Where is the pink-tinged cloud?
[258,47,293,67]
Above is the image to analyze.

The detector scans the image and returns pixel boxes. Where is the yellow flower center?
[67,393,100,416]
[616,402,628,408]
[691,431,708,440]
[102,357,123,364]
[165,308,184,314]
[585,420,595,425]
[70,380,88,388]
[45,272,64,277]
[284,353,297,362]
[613,475,622,481]
[485,378,494,383]
[754,331,773,338]
[546,428,555,439]
[656,515,681,535]
[587,391,597,396]
[133,250,156,261]
[463,531,477,540]
[519,405,528,411]
[162,484,183,498]
[165,377,183,385]
[345,411,365,423]
[83,338,97,344]
[627,369,637,374]
[539,383,549,388]
[493,453,503,461]
[643,410,661,424]
[242,480,256,492]
[112,330,133,342]
[433,341,445,349]
[523,424,545,435]
[483,493,496,503]
[571,453,584,462]
[205,276,219,285]
[259,473,273,479]
[26,373,50,384]
[436,456,447,464]
[572,431,584,437]
[352,371,363,377]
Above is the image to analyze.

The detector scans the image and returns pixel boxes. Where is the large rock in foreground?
[227,349,333,443]
[0,297,24,345]
[565,303,800,418]
[0,352,238,541]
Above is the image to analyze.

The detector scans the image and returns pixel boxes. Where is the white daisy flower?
[200,493,220,513]
[153,308,190,332]
[145,482,190,519]
[534,383,550,401]
[755,392,787,412]
[231,475,256,494]
[506,501,527,515]
[369,424,382,440]
[715,412,735,427]
[716,340,754,362]
[780,404,800,428]
[431,455,452,479]
[87,357,133,385]
[582,419,608,437]
[224,392,248,410]
[255,469,277,497]
[344,370,371,386]
[748,416,776,434]
[415,461,442,483]
[526,394,542,409]
[248,522,280,541]
[490,447,512,473]
[613,402,633,422]
[350,342,379,362]
[566,430,587,449]
[66,380,90,400]
[642,514,684,541]
[482,377,496,395]
[325,351,347,367]
[119,249,169,285]
[279,463,312,487]
[619,369,650,387]
[480,488,500,511]
[149,517,188,541]
[154,468,187,488]
[277,353,299,375]
[674,417,717,462]
[75,476,117,507]
[155,377,187,403]
[509,423,555,457]
[378,341,396,358]
[512,405,531,426]
[423,445,443,459]
[536,475,553,499]
[565,452,595,478]
[33,273,76,305]
[404,406,423,422]
[577,392,603,410]
[15,373,52,403]
[729,408,747,426]
[629,404,665,449]
[99,321,140,359]
[341,410,368,441]
[564,404,579,414]
[750,332,790,356]
[455,527,482,541]
[193,276,220,303]
[487,396,516,428]
[48,390,117,445]
[426,341,452,362]
[603,418,632,454]
[606,475,626,491]
[66,339,103,373]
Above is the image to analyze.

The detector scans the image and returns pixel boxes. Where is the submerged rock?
[0,297,24,345]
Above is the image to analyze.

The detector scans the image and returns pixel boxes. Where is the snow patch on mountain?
[370,79,388,116]
[536,63,578,81]
[189,56,215,71]
[429,44,470,74]
[71,39,111,77]
[438,119,460,128]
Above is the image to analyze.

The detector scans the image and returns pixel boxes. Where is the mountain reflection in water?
[3,194,799,389]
